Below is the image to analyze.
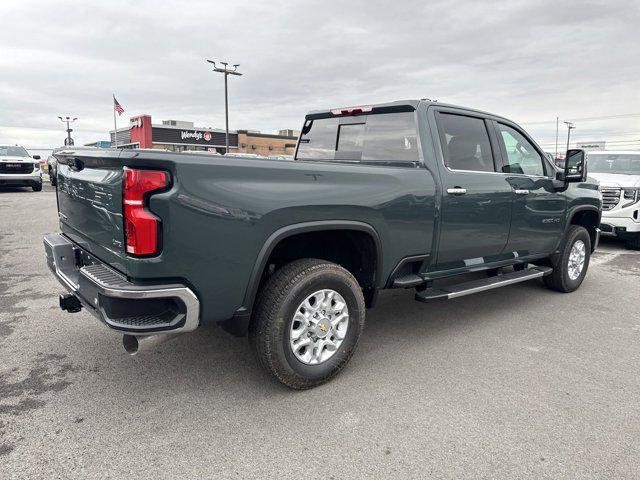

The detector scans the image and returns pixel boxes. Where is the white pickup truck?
[588,150,640,249]
[0,144,43,191]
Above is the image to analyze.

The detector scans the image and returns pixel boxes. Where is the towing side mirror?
[557,149,587,183]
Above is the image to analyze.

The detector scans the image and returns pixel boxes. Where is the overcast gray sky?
[1,0,639,152]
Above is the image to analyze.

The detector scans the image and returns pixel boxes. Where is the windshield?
[588,153,640,175]
[0,146,30,157]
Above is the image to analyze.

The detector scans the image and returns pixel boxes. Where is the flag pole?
[113,94,118,148]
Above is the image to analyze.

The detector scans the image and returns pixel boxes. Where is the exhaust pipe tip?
[122,333,177,355]
[122,334,141,355]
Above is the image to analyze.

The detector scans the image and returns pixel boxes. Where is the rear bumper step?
[44,233,199,334]
[415,266,552,302]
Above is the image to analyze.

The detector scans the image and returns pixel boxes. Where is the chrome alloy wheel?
[568,239,586,280]
[289,289,349,365]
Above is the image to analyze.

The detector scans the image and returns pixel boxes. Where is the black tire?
[50,175,57,187]
[544,225,591,293]
[625,234,640,251]
[32,183,42,192]
[249,259,365,390]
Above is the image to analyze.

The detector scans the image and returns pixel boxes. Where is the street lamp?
[206,60,242,154]
[563,121,575,151]
[58,116,78,146]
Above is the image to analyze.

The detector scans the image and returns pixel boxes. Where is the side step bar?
[392,274,424,288]
[415,266,552,302]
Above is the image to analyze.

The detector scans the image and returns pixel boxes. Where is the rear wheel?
[249,259,365,390]
[32,183,42,192]
[625,234,640,251]
[544,225,591,292]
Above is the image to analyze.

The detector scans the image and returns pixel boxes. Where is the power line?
[521,112,640,126]
[537,140,640,147]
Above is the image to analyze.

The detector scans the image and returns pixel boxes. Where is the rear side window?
[296,112,418,163]
[437,113,495,172]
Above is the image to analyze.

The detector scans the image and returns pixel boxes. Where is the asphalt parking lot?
[1,185,639,479]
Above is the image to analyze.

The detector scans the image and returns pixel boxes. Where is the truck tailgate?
[55,150,127,268]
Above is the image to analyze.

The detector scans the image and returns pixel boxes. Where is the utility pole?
[206,60,242,154]
[555,116,559,158]
[564,121,575,151]
[58,116,77,146]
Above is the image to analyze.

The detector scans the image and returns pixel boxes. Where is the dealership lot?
[1,186,639,479]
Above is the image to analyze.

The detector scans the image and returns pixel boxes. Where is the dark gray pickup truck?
[44,100,601,389]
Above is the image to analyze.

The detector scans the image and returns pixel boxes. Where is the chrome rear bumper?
[44,233,199,334]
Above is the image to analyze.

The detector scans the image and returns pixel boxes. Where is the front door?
[432,110,514,270]
[492,121,565,256]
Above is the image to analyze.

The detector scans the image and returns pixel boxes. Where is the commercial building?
[109,115,298,156]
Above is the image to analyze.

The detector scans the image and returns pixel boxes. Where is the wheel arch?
[567,206,600,252]
[239,220,382,320]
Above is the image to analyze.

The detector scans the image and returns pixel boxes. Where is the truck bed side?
[54,148,437,327]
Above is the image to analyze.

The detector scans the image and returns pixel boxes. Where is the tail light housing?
[123,167,169,256]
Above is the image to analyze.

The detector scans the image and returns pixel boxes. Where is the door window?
[438,113,495,172]
[497,124,545,176]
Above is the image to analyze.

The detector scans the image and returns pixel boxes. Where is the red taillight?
[123,167,169,256]
[330,105,373,116]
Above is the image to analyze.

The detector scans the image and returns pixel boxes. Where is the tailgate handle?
[70,158,85,172]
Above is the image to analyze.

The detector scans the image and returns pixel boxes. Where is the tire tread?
[544,225,590,292]
[249,259,365,390]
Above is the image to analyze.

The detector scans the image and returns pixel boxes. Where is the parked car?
[0,144,42,191]
[587,150,640,249]
[46,155,58,186]
[44,100,601,389]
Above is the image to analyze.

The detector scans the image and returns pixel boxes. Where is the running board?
[415,266,552,302]
[392,274,424,288]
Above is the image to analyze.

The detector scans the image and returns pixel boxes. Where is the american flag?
[113,96,124,116]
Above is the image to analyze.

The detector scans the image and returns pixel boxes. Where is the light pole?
[555,116,559,158]
[564,121,575,151]
[58,116,77,146]
[206,60,242,154]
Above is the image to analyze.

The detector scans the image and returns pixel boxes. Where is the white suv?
[0,144,43,191]
[588,150,640,249]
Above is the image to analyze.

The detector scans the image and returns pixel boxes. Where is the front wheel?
[544,225,591,292]
[32,183,42,192]
[249,259,365,390]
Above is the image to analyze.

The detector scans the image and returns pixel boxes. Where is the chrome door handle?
[446,187,467,195]
[514,189,530,195]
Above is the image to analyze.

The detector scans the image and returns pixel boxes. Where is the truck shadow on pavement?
[84,277,552,396]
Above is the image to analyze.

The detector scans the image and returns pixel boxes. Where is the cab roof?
[305,99,514,124]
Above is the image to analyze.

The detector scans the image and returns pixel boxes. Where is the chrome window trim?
[443,165,553,180]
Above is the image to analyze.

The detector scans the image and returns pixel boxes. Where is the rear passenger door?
[432,110,514,270]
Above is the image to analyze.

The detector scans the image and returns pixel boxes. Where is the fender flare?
[554,205,601,255]
[239,220,383,316]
